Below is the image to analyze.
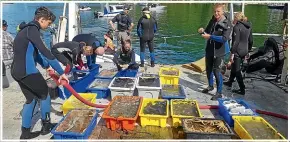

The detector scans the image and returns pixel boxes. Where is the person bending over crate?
[113,39,139,71]
[72,33,105,69]
[11,7,69,139]
[51,41,102,71]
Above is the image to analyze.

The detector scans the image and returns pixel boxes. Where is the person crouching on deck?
[113,39,139,71]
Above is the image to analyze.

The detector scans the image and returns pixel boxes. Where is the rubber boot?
[40,95,56,135]
[202,86,214,93]
[223,81,233,87]
[20,127,40,139]
[140,52,145,67]
[232,89,245,95]
[150,61,155,67]
[150,53,155,67]
[41,117,57,135]
[210,92,223,100]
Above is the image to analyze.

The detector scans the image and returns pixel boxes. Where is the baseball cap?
[123,5,130,10]
[3,20,8,27]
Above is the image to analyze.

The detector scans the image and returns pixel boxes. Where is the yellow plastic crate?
[62,93,97,115]
[171,99,203,127]
[139,98,169,127]
[159,67,180,85]
[232,116,286,140]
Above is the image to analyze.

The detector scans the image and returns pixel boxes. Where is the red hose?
[199,105,287,120]
[49,69,107,108]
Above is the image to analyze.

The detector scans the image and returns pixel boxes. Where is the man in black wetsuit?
[223,12,253,95]
[11,7,68,139]
[71,33,104,69]
[109,5,134,49]
[113,39,139,71]
[198,3,232,100]
[51,41,97,71]
[137,7,158,67]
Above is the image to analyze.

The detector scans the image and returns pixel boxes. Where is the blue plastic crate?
[218,98,258,127]
[51,109,99,140]
[161,85,186,100]
[86,78,112,99]
[58,64,100,99]
[115,69,138,77]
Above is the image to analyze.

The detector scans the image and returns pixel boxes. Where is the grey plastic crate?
[136,76,161,98]
[108,77,137,99]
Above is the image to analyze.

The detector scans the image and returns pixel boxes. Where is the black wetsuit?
[113,48,137,71]
[204,16,232,93]
[11,21,64,129]
[72,34,101,68]
[51,41,85,71]
[228,21,253,90]
[137,14,157,64]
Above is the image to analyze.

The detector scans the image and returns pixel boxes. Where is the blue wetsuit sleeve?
[210,35,227,43]
[137,18,143,38]
[27,26,64,75]
[36,53,49,69]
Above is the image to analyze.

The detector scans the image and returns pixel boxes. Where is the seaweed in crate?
[111,78,135,88]
[161,70,178,76]
[55,110,96,133]
[183,118,230,134]
[108,97,140,118]
[239,121,279,139]
[99,69,118,77]
[143,101,167,115]
[172,100,199,116]
[162,85,180,96]
[139,77,159,87]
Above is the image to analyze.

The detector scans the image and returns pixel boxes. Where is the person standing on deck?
[137,7,158,67]
[2,20,14,88]
[72,33,104,69]
[198,3,232,100]
[109,5,134,49]
[11,7,69,139]
[223,12,253,95]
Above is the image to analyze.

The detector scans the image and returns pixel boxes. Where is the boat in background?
[79,6,91,11]
[95,4,124,18]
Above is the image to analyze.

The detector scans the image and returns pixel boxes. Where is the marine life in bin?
[55,110,96,133]
[108,97,140,118]
[89,79,112,89]
[239,121,281,139]
[184,118,230,134]
[162,85,180,96]
[111,78,135,88]
[138,77,160,87]
[172,100,199,116]
[161,70,179,76]
[143,101,167,115]
[99,69,118,77]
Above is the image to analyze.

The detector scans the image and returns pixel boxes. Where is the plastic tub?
[51,109,98,139]
[182,118,235,139]
[161,84,186,100]
[136,75,161,98]
[159,67,180,85]
[95,69,118,79]
[171,99,202,127]
[139,98,169,127]
[232,116,286,140]
[86,78,112,99]
[115,69,138,77]
[102,96,142,131]
[59,64,100,99]
[62,93,97,116]
[218,98,258,127]
[108,77,137,99]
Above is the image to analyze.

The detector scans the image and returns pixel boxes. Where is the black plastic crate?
[182,118,235,139]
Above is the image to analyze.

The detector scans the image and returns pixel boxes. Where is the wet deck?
[2,62,288,140]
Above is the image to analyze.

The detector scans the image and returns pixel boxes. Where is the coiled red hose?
[49,68,107,108]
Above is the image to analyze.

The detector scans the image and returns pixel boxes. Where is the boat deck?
[2,62,288,140]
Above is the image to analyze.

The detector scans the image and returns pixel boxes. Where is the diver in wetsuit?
[72,34,104,69]
[223,12,253,95]
[137,7,158,67]
[198,3,232,100]
[113,39,139,71]
[11,7,69,139]
[51,41,96,71]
